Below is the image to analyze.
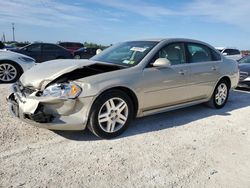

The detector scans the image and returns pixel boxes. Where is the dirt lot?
[0,84,249,188]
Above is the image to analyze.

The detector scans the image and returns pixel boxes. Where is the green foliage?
[83,42,110,49]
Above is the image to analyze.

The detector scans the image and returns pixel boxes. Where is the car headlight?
[42,82,82,99]
[18,57,35,63]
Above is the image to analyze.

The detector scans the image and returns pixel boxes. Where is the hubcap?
[215,83,228,106]
[98,98,128,133]
[0,64,17,82]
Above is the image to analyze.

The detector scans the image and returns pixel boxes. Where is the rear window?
[224,49,240,55]
[187,43,221,63]
[43,44,60,51]
[59,42,83,48]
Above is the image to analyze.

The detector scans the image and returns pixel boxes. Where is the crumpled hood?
[20,59,97,89]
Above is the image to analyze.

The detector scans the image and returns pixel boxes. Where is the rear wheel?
[0,62,22,83]
[207,80,229,109]
[88,90,134,139]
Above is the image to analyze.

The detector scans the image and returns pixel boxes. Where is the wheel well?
[100,87,139,117]
[220,76,231,89]
[0,60,23,73]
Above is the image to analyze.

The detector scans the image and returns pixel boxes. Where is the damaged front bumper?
[7,83,94,130]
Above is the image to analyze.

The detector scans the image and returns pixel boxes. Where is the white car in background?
[216,47,242,61]
[0,50,36,83]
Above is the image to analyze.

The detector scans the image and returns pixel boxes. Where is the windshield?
[91,41,158,67]
[239,56,250,64]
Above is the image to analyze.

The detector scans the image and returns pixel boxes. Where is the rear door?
[42,44,60,62]
[25,44,42,62]
[186,42,221,100]
[142,42,191,110]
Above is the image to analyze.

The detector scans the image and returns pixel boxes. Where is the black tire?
[0,61,22,83]
[207,79,229,109]
[88,90,134,139]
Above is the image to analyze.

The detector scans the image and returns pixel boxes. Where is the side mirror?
[153,58,171,68]
[96,49,102,55]
[222,52,228,56]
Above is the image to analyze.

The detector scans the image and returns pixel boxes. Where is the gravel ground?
[0,84,250,188]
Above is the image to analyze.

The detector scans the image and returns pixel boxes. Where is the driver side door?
[142,42,191,111]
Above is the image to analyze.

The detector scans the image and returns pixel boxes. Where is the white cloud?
[0,0,90,27]
[89,0,250,30]
[184,0,250,29]
[0,0,250,31]
[88,0,176,18]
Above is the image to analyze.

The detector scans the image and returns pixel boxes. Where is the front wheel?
[0,62,22,83]
[207,80,229,109]
[88,90,134,139]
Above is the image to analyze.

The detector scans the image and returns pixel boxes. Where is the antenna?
[12,23,15,41]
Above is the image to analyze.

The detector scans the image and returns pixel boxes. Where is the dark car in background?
[74,47,98,59]
[238,55,250,88]
[10,43,73,63]
[58,42,84,54]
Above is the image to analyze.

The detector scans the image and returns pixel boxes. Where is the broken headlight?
[42,82,82,99]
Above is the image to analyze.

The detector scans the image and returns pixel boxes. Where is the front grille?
[240,72,249,81]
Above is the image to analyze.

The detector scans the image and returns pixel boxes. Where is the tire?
[0,62,22,83]
[88,90,134,139]
[207,79,229,109]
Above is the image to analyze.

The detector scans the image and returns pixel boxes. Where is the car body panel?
[20,59,96,89]
[11,43,72,63]
[216,47,242,61]
[7,38,239,130]
[238,60,250,88]
[142,64,190,110]
[0,50,36,72]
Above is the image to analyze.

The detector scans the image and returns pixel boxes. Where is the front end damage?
[7,60,125,130]
[7,81,94,130]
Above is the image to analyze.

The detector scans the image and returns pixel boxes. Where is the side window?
[153,43,185,66]
[210,49,222,61]
[27,44,41,52]
[187,43,212,63]
[43,44,59,51]
[239,56,250,64]
[231,49,240,55]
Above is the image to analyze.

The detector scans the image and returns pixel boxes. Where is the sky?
[0,0,250,49]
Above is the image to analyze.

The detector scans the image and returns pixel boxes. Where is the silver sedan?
[7,38,239,138]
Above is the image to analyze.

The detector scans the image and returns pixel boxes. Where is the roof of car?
[216,47,239,50]
[132,38,210,43]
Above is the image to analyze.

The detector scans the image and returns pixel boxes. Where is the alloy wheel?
[215,83,228,106]
[0,63,17,82]
[98,97,129,133]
